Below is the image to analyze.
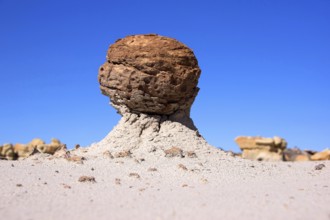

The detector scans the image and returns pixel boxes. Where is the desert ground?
[1,136,329,220]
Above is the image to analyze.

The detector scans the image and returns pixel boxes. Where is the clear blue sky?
[1,0,329,152]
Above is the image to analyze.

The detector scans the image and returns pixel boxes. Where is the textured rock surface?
[235,136,287,161]
[311,149,330,161]
[235,136,287,150]
[13,144,36,158]
[36,138,65,154]
[89,112,219,158]
[0,144,16,160]
[283,148,312,161]
[0,138,65,160]
[98,34,201,115]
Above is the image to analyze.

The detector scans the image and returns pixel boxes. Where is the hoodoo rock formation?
[93,34,218,157]
[98,34,201,116]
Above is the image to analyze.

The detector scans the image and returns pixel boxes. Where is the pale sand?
[1,149,329,220]
[1,115,329,220]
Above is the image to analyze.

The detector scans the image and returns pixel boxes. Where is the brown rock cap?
[98,34,201,115]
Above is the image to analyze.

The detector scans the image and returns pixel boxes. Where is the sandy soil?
[1,148,329,220]
[1,114,330,220]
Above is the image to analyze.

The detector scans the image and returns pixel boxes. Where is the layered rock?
[0,144,16,160]
[235,136,287,161]
[283,148,311,162]
[98,34,201,116]
[279,147,329,162]
[311,149,330,161]
[0,138,65,160]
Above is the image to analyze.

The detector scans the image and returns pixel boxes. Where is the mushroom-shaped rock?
[98,34,201,115]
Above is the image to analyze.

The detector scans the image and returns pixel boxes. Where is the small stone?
[200,178,208,184]
[78,176,96,183]
[61,183,71,189]
[115,150,132,158]
[315,164,325,170]
[66,156,85,163]
[129,173,140,179]
[164,147,183,158]
[147,146,157,153]
[115,178,121,185]
[148,167,158,172]
[53,147,69,158]
[178,164,188,171]
[186,151,197,158]
[16,184,23,187]
[103,150,114,159]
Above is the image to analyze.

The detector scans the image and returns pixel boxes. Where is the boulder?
[98,34,201,116]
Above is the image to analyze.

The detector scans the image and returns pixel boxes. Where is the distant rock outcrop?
[283,148,311,161]
[311,149,330,161]
[0,138,65,160]
[0,144,16,160]
[235,136,287,161]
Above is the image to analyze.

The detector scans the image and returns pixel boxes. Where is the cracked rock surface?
[98,34,201,115]
[89,112,222,158]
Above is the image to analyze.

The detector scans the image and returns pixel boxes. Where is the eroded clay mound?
[98,34,201,115]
